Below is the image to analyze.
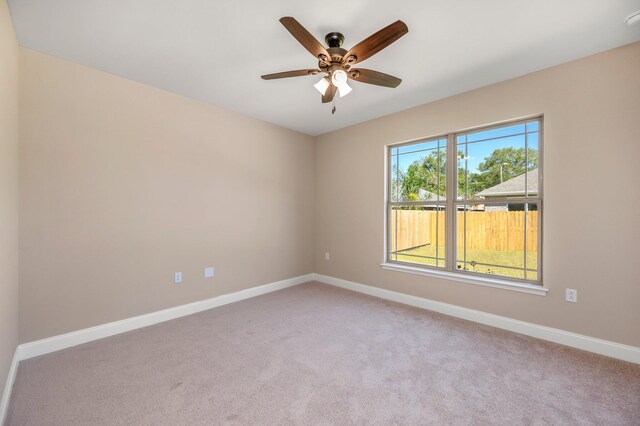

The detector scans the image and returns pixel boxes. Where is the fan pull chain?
[332,97,336,115]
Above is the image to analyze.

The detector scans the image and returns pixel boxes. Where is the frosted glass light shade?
[314,77,330,95]
[331,70,352,97]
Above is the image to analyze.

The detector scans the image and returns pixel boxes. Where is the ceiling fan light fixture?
[314,77,330,95]
[331,70,352,97]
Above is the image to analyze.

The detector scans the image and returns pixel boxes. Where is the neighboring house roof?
[477,169,538,197]
[417,188,441,201]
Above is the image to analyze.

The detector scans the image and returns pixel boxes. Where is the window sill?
[380,263,548,296]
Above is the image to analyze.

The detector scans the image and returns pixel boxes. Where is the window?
[387,117,542,285]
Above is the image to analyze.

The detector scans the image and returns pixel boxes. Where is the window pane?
[457,204,536,280]
[525,205,539,280]
[390,205,445,268]
[467,123,525,143]
[390,138,446,202]
[397,139,440,155]
[457,121,540,200]
[390,150,400,202]
[457,136,467,200]
[526,131,539,198]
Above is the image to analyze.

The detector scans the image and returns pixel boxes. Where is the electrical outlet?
[174,272,182,284]
[325,252,330,260]
[566,288,577,303]
[204,267,215,278]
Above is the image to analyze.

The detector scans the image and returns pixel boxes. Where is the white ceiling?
[8,0,640,136]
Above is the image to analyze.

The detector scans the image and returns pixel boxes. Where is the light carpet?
[7,282,640,425]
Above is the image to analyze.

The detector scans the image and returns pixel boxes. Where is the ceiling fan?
[261,17,408,105]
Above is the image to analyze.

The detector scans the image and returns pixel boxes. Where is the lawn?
[394,244,538,280]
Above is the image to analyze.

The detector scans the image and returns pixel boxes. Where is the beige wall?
[19,48,315,342]
[0,0,20,399]
[13,37,640,349]
[315,42,640,347]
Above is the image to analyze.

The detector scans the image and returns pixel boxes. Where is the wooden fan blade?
[343,20,408,65]
[280,17,331,61]
[348,69,402,88]
[322,84,337,103]
[261,69,320,80]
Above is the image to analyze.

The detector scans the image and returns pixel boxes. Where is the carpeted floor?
[7,282,640,425]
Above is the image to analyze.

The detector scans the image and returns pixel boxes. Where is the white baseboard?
[0,348,20,426]
[18,274,313,361]
[313,273,640,364]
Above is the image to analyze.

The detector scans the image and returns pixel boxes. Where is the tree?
[390,162,405,201]
[398,147,538,201]
[401,151,446,201]
[471,147,537,193]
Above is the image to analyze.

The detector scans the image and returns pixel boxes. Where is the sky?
[392,121,539,176]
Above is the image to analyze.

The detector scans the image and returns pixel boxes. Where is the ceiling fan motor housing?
[318,33,351,68]
[327,47,348,63]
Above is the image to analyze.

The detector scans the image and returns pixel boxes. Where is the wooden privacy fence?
[390,210,538,252]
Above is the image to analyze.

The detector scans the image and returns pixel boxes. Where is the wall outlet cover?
[566,288,577,303]
[175,272,183,284]
[204,267,215,278]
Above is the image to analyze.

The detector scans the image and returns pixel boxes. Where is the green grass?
[394,244,538,280]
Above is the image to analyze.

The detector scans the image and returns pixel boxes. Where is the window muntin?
[386,118,542,284]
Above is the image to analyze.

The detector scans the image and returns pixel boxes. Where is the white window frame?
[382,116,546,296]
